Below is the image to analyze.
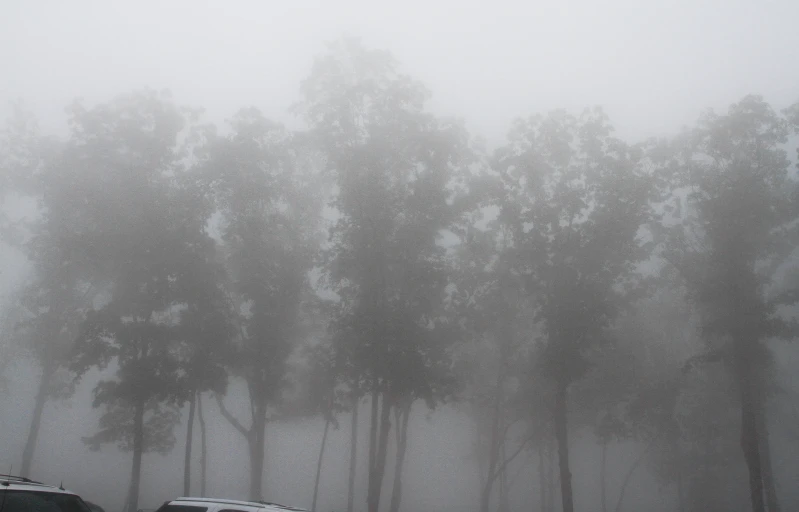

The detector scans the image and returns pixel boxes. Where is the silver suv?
[0,475,92,512]
[154,498,306,512]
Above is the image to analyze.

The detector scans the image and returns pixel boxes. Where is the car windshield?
[0,491,92,512]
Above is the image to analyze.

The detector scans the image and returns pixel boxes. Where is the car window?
[0,491,92,512]
[153,505,207,512]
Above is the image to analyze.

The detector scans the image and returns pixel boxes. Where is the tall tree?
[205,107,322,501]
[493,108,653,512]
[13,267,94,477]
[177,125,233,497]
[301,340,344,512]
[64,89,212,512]
[449,216,539,512]
[1,102,95,478]
[298,37,467,512]
[657,95,799,512]
[178,278,230,497]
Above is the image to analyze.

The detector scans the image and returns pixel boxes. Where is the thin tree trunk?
[20,362,53,478]
[600,440,608,512]
[498,438,509,512]
[553,382,573,512]
[480,376,505,512]
[184,391,196,496]
[367,392,392,512]
[613,443,651,512]
[538,442,547,512]
[389,400,412,512]
[128,398,145,512]
[738,351,765,512]
[547,437,556,512]
[312,417,331,511]
[216,392,264,501]
[347,397,359,512]
[758,406,779,512]
[368,389,379,477]
[197,392,207,498]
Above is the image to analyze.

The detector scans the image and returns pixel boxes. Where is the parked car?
[153,498,307,512]
[0,474,93,512]
[83,501,105,512]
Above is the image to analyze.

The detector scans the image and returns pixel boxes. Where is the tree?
[63,89,212,512]
[302,340,345,512]
[449,216,539,512]
[1,101,94,478]
[297,37,468,512]
[571,284,695,512]
[492,108,654,512]
[12,267,94,477]
[176,122,233,497]
[656,95,799,512]
[177,277,231,497]
[204,107,322,501]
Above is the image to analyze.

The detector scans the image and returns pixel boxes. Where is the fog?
[2,2,799,512]
[3,0,799,143]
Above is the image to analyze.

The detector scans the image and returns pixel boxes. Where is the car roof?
[170,498,306,512]
[0,475,79,496]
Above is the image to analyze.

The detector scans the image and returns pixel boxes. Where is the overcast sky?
[2,0,798,147]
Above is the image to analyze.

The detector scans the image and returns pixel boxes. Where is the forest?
[1,37,799,512]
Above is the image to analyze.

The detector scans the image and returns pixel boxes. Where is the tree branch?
[486,427,538,486]
[215,393,249,437]
[613,441,653,512]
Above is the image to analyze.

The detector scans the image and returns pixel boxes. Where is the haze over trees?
[2,36,799,512]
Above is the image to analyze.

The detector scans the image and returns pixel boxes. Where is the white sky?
[1,0,798,146]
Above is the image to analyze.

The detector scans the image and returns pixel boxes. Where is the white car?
[153,498,307,512]
[0,475,93,512]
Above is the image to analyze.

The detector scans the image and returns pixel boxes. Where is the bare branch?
[613,441,654,512]
[486,426,539,486]
[214,393,249,437]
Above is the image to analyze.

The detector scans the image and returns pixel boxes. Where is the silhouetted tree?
[449,216,538,512]
[64,89,212,512]
[204,107,322,501]
[493,108,654,512]
[298,37,467,512]
[656,95,799,512]
[0,102,84,478]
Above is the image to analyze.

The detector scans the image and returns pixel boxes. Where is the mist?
[2,2,799,512]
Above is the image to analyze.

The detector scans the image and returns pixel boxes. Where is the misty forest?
[2,27,799,512]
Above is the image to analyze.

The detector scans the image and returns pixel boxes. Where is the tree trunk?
[547,437,556,512]
[216,391,266,501]
[600,440,608,512]
[757,406,779,512]
[368,389,379,478]
[737,349,765,512]
[367,392,392,512]
[613,443,650,512]
[249,416,266,501]
[553,382,573,512]
[197,392,207,498]
[480,375,505,512]
[127,398,145,512]
[312,417,331,511]
[389,400,412,512]
[184,391,196,496]
[538,442,547,512]
[20,362,53,478]
[347,397,359,512]
[497,438,509,512]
